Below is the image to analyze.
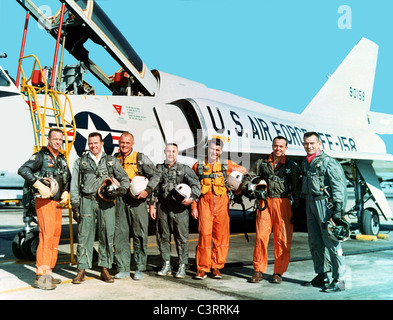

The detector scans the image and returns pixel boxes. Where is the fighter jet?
[1,0,393,259]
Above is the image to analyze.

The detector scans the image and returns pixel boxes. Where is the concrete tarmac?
[1,201,393,305]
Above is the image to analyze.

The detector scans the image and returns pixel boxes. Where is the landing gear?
[345,161,382,236]
[12,231,26,259]
[12,207,39,260]
[360,207,380,236]
[12,230,39,260]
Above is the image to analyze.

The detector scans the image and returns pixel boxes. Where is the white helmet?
[248,177,268,210]
[172,183,192,203]
[248,177,267,193]
[98,178,120,202]
[227,171,244,191]
[129,176,149,198]
[42,177,59,197]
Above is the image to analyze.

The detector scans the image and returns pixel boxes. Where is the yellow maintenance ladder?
[18,54,77,264]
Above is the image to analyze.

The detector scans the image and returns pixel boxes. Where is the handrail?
[18,54,76,161]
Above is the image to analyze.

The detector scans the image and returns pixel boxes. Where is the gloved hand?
[106,188,122,200]
[72,206,81,223]
[292,199,300,209]
[33,180,53,199]
[59,191,69,206]
[331,202,343,222]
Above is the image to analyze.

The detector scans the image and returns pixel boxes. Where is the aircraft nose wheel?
[360,207,380,236]
[12,230,39,260]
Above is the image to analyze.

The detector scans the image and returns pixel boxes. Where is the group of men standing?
[18,129,347,293]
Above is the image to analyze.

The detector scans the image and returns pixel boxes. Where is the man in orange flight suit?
[240,136,301,284]
[18,128,71,290]
[191,138,246,280]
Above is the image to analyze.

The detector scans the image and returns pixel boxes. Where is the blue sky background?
[1,0,392,153]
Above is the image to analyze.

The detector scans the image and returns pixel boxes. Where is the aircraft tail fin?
[302,38,378,126]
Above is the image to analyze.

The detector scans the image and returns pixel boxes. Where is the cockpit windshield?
[0,69,11,87]
[15,0,158,95]
[73,0,143,73]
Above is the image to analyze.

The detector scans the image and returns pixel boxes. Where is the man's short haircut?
[165,143,178,149]
[88,132,103,141]
[120,131,134,140]
[48,128,64,138]
[303,131,321,142]
[273,135,288,146]
[207,138,224,148]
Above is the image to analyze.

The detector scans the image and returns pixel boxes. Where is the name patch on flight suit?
[47,157,55,167]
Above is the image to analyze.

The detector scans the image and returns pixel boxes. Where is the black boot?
[302,273,329,288]
[322,279,345,292]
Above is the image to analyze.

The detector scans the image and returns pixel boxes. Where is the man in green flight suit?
[301,131,347,293]
[70,132,130,284]
[113,132,161,280]
[149,143,201,278]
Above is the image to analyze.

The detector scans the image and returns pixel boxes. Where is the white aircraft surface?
[1,0,393,246]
